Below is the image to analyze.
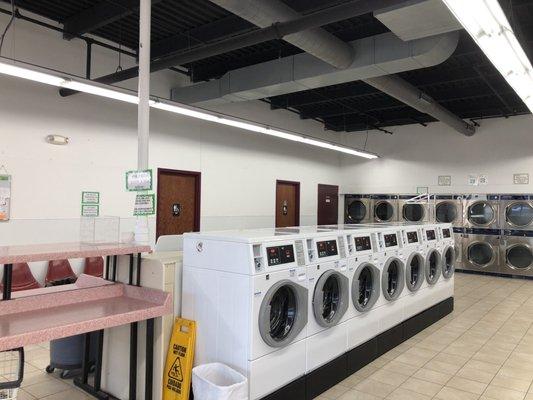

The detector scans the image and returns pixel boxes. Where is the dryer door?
[442,246,456,279]
[351,263,380,312]
[435,201,458,223]
[312,270,349,327]
[347,200,368,223]
[425,249,442,285]
[258,280,308,348]
[506,244,533,271]
[467,201,495,226]
[467,242,495,268]
[381,257,405,301]
[506,202,533,227]
[406,253,424,292]
[403,204,425,222]
[375,201,395,222]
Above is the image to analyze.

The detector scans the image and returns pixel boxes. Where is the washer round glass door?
[468,201,495,226]
[259,280,308,348]
[442,246,455,279]
[351,263,380,312]
[313,270,349,328]
[375,201,394,222]
[467,242,494,268]
[403,204,425,222]
[347,200,367,223]
[506,202,533,227]
[435,202,457,223]
[381,258,405,301]
[506,244,533,270]
[406,253,424,292]
[425,249,442,285]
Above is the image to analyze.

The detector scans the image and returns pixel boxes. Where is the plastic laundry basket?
[0,348,24,400]
[192,363,248,400]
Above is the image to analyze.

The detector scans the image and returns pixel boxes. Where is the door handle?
[282,200,288,215]
[172,203,181,216]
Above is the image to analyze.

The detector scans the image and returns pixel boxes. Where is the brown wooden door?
[156,168,201,239]
[317,184,339,225]
[276,180,300,228]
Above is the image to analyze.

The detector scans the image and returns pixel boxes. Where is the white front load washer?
[421,225,443,307]
[374,227,406,334]
[344,227,383,350]
[437,224,456,301]
[182,229,310,400]
[305,233,351,372]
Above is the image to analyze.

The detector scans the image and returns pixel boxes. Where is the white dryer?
[182,229,310,400]
[305,232,351,373]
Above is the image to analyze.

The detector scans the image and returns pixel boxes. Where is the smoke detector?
[45,135,69,145]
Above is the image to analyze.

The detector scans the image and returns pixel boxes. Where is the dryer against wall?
[344,195,373,224]
[372,194,399,223]
[500,230,533,277]
[461,228,501,274]
[464,194,500,230]
[500,195,533,231]
[434,195,464,227]
[399,195,430,223]
[182,229,310,400]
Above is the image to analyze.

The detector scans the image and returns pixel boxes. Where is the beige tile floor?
[315,272,533,400]
[6,272,533,400]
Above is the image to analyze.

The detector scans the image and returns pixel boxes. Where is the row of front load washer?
[182,222,455,400]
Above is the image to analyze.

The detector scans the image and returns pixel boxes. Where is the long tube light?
[0,59,378,159]
[442,0,533,113]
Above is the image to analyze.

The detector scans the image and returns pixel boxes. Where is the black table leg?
[93,330,104,391]
[2,264,13,300]
[112,255,118,282]
[105,256,110,280]
[145,318,155,400]
[136,253,141,286]
[80,333,91,384]
[129,322,138,400]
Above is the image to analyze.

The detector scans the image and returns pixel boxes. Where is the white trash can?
[192,363,248,400]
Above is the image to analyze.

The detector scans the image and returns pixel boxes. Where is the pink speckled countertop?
[0,242,151,264]
[0,277,172,351]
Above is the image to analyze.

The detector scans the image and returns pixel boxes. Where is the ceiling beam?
[62,0,164,40]
[151,15,252,59]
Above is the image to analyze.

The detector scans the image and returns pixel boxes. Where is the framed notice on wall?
[0,175,11,221]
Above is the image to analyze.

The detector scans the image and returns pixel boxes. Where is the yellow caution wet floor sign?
[163,318,196,400]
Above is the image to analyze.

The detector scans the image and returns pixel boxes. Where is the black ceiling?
[1,0,532,132]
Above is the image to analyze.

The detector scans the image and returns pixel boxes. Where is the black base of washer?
[260,297,454,400]
[456,268,533,281]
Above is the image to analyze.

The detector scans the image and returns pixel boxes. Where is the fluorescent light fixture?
[61,80,140,104]
[0,59,378,159]
[442,0,533,113]
[0,61,65,86]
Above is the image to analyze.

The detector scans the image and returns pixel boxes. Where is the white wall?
[340,114,533,195]
[0,10,343,251]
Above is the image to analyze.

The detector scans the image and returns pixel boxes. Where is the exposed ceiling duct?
[364,75,475,136]
[207,0,355,69]
[193,0,475,135]
[171,32,459,104]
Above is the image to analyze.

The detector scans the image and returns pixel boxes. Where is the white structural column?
[135,0,151,244]
[138,0,151,169]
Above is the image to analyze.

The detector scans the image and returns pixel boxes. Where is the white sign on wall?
[478,174,488,185]
[514,173,529,185]
[468,174,479,186]
[126,170,153,191]
[0,175,11,221]
[438,175,451,186]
